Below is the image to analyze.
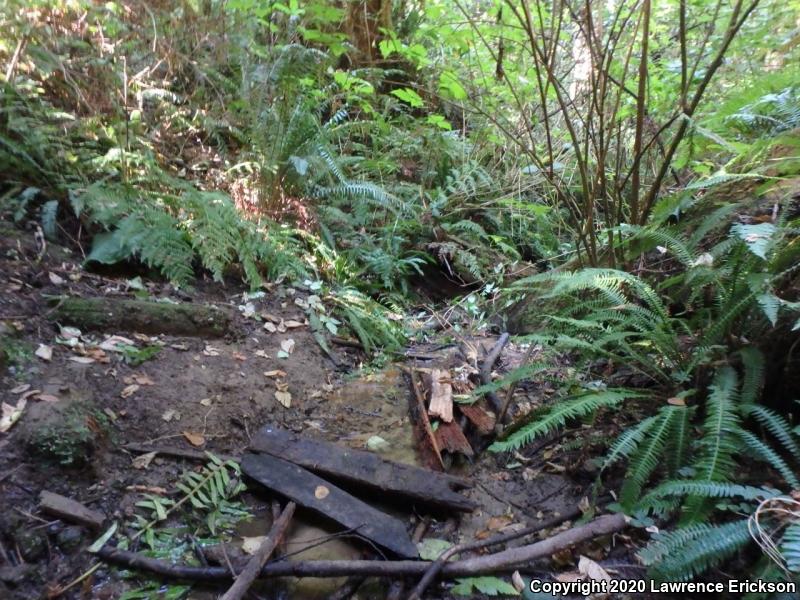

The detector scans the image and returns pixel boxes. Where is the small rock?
[56,526,84,550]
[14,529,47,561]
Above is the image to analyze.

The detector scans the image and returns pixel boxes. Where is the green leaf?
[731,223,776,259]
[452,576,519,596]
[417,538,453,561]
[439,71,467,100]
[390,88,424,108]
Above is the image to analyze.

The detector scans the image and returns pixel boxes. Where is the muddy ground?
[0,221,635,599]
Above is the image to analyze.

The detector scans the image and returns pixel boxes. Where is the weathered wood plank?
[39,491,106,529]
[458,404,495,436]
[248,426,476,513]
[434,421,474,457]
[427,369,453,423]
[241,453,418,558]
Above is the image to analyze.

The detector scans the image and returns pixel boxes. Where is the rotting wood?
[48,296,234,337]
[457,404,495,436]
[480,333,510,414]
[241,453,418,558]
[403,367,446,471]
[219,501,295,600]
[249,426,475,512]
[427,368,454,423]
[39,491,105,530]
[434,421,474,457]
[94,513,628,580]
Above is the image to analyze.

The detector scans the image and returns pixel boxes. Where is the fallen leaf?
[10,384,30,394]
[578,555,611,582]
[232,351,247,362]
[99,335,135,351]
[280,338,295,355]
[49,272,65,285]
[162,409,178,422]
[263,322,277,333]
[69,356,95,364]
[275,390,292,408]
[120,384,140,398]
[314,485,330,500]
[512,571,525,593]
[284,320,305,329]
[59,326,82,340]
[199,398,213,407]
[262,313,281,323]
[254,350,270,359]
[87,348,110,363]
[241,536,267,555]
[35,393,60,403]
[0,398,27,432]
[417,538,453,561]
[124,373,154,386]
[35,344,53,361]
[203,345,220,357]
[183,431,205,447]
[366,436,390,452]
[171,343,189,351]
[132,451,157,470]
[264,370,287,379]
[667,396,686,406]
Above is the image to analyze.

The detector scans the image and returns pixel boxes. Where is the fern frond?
[640,520,752,581]
[490,389,639,453]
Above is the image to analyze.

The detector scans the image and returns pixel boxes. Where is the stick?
[122,443,237,463]
[95,513,627,580]
[328,576,367,600]
[480,333,510,414]
[218,501,295,600]
[408,504,586,600]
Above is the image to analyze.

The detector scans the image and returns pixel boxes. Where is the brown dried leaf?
[275,390,292,408]
[120,384,140,399]
[132,451,157,470]
[183,431,205,447]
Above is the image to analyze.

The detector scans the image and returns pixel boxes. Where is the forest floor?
[0,219,637,599]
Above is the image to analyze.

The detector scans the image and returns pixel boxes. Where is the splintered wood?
[427,368,454,423]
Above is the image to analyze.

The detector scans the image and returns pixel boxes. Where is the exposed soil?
[0,221,622,599]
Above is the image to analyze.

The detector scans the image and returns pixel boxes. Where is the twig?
[122,443,237,463]
[219,501,296,600]
[480,333,510,414]
[328,576,367,600]
[403,367,446,471]
[408,504,588,600]
[95,513,627,580]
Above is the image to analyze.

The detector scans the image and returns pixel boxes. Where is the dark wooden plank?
[241,453,418,558]
[248,426,476,512]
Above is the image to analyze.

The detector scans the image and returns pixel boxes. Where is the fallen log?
[39,491,105,530]
[480,333,510,414]
[248,426,475,513]
[219,501,295,600]
[94,513,628,580]
[48,296,233,337]
[241,453,418,558]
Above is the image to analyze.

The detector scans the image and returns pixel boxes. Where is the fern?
[490,389,640,453]
[640,520,752,582]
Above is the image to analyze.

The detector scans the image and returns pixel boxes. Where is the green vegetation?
[3,0,800,589]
